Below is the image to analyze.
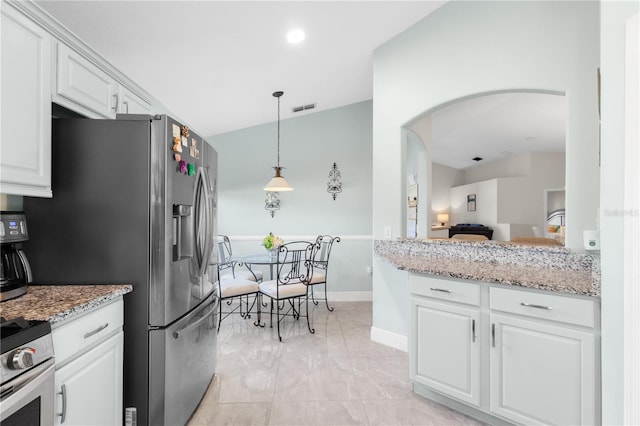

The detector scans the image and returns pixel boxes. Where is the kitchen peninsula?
[375,238,600,296]
[375,238,600,426]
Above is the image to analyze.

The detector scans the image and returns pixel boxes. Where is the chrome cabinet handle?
[429,287,452,293]
[84,323,108,339]
[471,319,476,342]
[58,384,67,423]
[112,93,119,112]
[491,323,496,348]
[521,302,552,310]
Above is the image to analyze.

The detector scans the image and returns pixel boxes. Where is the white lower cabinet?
[409,274,600,426]
[54,332,123,426]
[489,287,597,425]
[409,276,481,407]
[52,298,124,426]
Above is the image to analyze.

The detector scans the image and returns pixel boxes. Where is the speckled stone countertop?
[375,239,600,297]
[0,284,132,324]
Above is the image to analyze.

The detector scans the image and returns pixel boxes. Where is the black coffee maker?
[0,211,32,301]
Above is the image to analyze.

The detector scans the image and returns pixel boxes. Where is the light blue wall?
[209,100,373,295]
[371,0,600,343]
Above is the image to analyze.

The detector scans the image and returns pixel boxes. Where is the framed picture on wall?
[467,194,476,212]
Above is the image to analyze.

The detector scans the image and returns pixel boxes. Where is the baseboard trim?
[370,326,408,352]
[326,291,372,302]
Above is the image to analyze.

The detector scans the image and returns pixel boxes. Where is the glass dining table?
[232,253,279,281]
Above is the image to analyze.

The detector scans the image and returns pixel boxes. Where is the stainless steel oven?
[0,318,54,426]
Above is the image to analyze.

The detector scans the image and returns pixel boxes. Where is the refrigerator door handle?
[193,167,209,275]
[201,167,215,276]
[172,294,218,339]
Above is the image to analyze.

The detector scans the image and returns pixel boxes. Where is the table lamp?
[437,213,449,226]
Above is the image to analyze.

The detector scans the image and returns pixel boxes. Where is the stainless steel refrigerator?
[24,114,218,426]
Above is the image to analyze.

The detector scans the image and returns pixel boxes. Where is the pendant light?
[264,91,294,191]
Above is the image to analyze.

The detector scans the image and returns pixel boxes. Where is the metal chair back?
[274,241,314,286]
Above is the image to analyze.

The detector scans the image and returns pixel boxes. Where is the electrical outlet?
[366,266,372,276]
[384,226,392,238]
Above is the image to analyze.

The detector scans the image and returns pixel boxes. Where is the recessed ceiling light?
[287,29,306,44]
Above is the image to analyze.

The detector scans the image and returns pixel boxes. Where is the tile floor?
[188,300,484,426]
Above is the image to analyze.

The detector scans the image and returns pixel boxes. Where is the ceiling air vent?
[292,103,316,113]
[472,157,483,162]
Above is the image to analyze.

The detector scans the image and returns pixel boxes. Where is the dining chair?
[216,276,260,332]
[216,235,262,331]
[308,235,341,311]
[258,241,315,342]
[218,235,263,282]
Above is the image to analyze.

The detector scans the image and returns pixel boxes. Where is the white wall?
[372,0,599,342]
[209,100,373,297]
[431,163,464,229]
[600,2,640,424]
[434,152,565,240]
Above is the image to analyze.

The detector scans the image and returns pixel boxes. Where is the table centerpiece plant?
[262,233,284,260]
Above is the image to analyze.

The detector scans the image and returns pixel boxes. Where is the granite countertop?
[0,284,133,324]
[375,239,600,297]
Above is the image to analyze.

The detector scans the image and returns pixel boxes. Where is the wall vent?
[292,103,316,113]
[472,157,483,161]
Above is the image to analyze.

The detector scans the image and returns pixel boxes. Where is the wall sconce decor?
[327,162,342,200]
[264,91,294,192]
[265,191,280,217]
[437,213,449,226]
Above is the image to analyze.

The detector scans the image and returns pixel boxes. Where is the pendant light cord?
[277,94,280,169]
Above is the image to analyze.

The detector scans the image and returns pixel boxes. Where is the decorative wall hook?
[327,162,342,200]
[265,191,280,217]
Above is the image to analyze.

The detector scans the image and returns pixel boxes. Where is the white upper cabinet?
[1,2,52,197]
[55,43,119,118]
[118,85,152,115]
[55,43,152,118]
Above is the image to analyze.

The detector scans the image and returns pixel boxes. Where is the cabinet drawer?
[410,274,480,306]
[490,287,596,328]
[52,299,123,366]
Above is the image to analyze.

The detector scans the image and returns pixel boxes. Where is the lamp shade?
[264,176,293,192]
[437,213,449,225]
[264,167,293,191]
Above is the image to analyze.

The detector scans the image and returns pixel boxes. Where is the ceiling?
[35,0,446,136]
[36,1,565,170]
[424,92,566,170]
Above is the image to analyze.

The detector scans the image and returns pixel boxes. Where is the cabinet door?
[410,296,480,406]
[55,332,124,426]
[490,313,596,425]
[0,4,52,197]
[56,43,117,119]
[118,85,152,114]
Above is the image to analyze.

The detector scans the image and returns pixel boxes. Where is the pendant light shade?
[264,167,293,191]
[264,91,294,191]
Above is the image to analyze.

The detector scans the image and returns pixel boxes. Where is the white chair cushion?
[259,280,307,299]
[221,270,263,281]
[308,271,326,284]
[220,279,259,298]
